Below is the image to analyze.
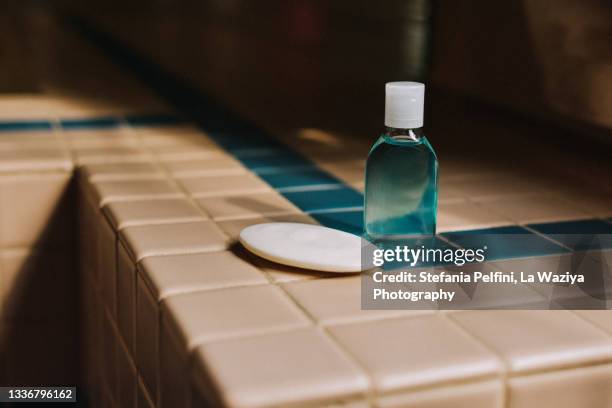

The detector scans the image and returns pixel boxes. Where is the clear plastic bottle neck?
[384,127,424,142]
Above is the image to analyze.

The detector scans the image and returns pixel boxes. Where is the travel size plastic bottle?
[364,82,438,240]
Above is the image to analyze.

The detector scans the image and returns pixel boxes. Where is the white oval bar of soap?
[239,222,367,273]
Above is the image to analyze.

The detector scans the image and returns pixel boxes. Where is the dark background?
[56,0,612,146]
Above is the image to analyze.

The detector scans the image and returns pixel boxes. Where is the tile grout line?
[520,224,576,252]
[246,252,380,405]
[323,311,516,401]
[117,119,349,405]
[443,311,612,404]
[440,312,512,408]
[120,117,227,241]
[563,308,612,343]
[272,280,379,407]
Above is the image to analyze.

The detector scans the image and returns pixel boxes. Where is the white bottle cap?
[385,81,425,129]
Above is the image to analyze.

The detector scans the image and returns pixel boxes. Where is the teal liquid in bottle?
[364,82,438,241]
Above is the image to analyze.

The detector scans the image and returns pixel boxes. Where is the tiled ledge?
[2,118,612,407]
[0,127,77,386]
[68,122,612,408]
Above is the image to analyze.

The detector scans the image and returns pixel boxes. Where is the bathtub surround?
[1,113,610,408]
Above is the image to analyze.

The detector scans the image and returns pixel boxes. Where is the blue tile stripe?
[0,120,53,132]
[60,116,121,129]
[0,114,185,132]
[311,210,364,236]
[441,226,570,261]
[527,220,612,251]
[260,169,343,191]
[125,113,186,127]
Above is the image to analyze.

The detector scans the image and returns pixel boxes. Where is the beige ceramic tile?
[159,319,191,407]
[329,315,501,393]
[0,131,56,143]
[575,310,612,334]
[97,216,117,319]
[0,250,19,312]
[1,249,30,312]
[79,162,165,182]
[254,255,332,283]
[68,134,140,149]
[103,198,205,230]
[161,284,310,348]
[178,174,272,197]
[79,189,100,280]
[91,179,183,206]
[284,276,427,325]
[437,201,513,232]
[81,273,100,396]
[491,255,607,304]
[0,173,72,247]
[437,183,468,204]
[450,310,612,373]
[0,138,63,151]
[216,213,317,243]
[475,195,592,224]
[377,380,503,408]
[131,125,201,137]
[508,364,612,408]
[80,173,102,210]
[139,132,210,147]
[350,181,365,192]
[446,177,547,200]
[134,126,209,141]
[69,136,140,150]
[116,333,137,408]
[0,148,72,172]
[438,168,511,184]
[558,192,612,218]
[83,290,104,404]
[136,272,159,401]
[145,141,220,155]
[162,156,245,177]
[120,221,228,261]
[287,128,366,154]
[0,248,74,321]
[192,327,369,407]
[73,146,151,164]
[317,161,365,184]
[154,145,224,162]
[325,401,371,408]
[598,250,612,267]
[139,251,267,299]
[196,192,301,221]
[63,128,129,143]
[102,309,119,402]
[116,241,136,354]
